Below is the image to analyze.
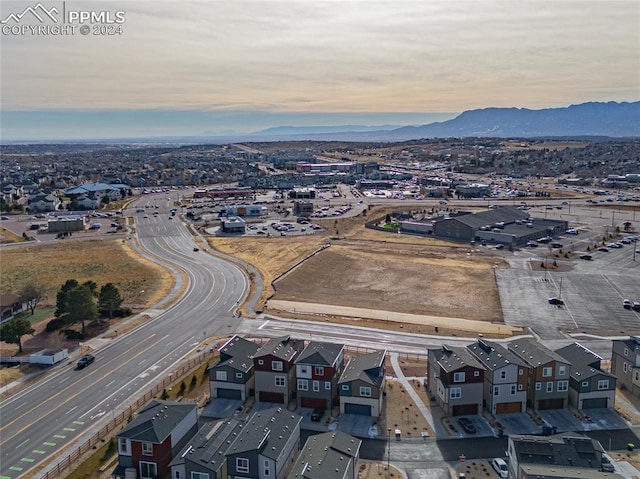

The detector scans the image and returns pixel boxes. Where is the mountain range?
[244,101,640,142]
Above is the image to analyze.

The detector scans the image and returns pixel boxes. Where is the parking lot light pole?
[388,427,391,478]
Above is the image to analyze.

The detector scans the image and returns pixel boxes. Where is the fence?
[36,349,216,479]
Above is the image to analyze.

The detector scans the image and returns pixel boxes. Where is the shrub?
[64,329,85,340]
[46,317,68,332]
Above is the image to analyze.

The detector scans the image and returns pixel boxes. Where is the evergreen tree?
[55,279,79,317]
[0,318,35,353]
[67,284,98,337]
[99,283,123,318]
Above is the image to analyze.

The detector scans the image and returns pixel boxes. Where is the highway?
[0,199,248,479]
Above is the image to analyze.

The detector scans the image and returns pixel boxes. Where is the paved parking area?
[494,413,540,435]
[335,413,377,437]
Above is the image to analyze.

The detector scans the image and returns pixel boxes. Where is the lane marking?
[16,439,29,448]
[65,406,77,415]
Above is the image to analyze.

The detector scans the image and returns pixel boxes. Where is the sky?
[1,0,638,140]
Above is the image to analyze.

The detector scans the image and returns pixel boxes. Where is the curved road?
[0,199,248,479]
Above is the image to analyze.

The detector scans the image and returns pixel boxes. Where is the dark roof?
[226,407,301,460]
[254,335,304,362]
[170,419,242,473]
[510,433,604,469]
[338,350,386,385]
[118,400,196,444]
[430,345,485,373]
[555,343,616,382]
[295,341,344,366]
[0,293,21,307]
[211,335,260,373]
[467,339,526,371]
[449,207,529,228]
[289,431,362,479]
[613,336,640,353]
[508,338,569,368]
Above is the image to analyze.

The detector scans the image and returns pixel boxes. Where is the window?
[582,381,589,387]
[510,385,517,395]
[557,380,568,392]
[546,382,553,393]
[313,380,320,392]
[236,372,243,379]
[215,371,227,381]
[474,371,480,377]
[325,381,331,390]
[493,386,500,396]
[300,365,309,374]
[275,375,286,387]
[341,384,349,391]
[535,382,542,391]
[298,379,308,391]
[264,459,271,476]
[624,348,629,356]
[360,386,372,397]
[519,369,524,376]
[518,384,523,391]
[236,458,249,474]
[542,367,552,377]
[142,442,153,456]
[191,473,209,479]
[597,380,610,390]
[315,366,324,376]
[500,371,507,380]
[453,372,465,383]
[118,437,130,455]
[272,361,283,371]
[258,359,264,365]
[450,387,461,399]
[558,365,566,376]
[623,363,629,373]
[175,471,181,479]
[139,462,157,479]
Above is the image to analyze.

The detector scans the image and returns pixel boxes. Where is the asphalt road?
[0,198,249,479]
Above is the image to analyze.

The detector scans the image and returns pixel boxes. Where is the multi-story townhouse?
[508,338,571,410]
[209,335,260,401]
[611,336,640,397]
[555,342,617,410]
[253,336,305,405]
[467,339,529,415]
[288,431,362,479]
[295,341,345,410]
[427,345,484,416]
[337,349,386,417]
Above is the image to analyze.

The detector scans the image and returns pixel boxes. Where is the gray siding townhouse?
[288,431,362,479]
[555,342,617,410]
[427,345,484,416]
[611,336,640,397]
[507,433,613,479]
[225,407,302,479]
[209,335,260,401]
[338,350,386,417]
[170,419,243,479]
[27,192,60,212]
[295,341,345,410]
[508,339,571,411]
[467,339,529,415]
[254,336,305,405]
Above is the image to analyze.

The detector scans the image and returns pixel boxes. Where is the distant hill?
[245,101,640,142]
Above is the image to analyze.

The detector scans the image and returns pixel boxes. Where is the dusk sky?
[1,0,638,140]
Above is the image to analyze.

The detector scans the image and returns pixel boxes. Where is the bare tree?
[19,283,44,315]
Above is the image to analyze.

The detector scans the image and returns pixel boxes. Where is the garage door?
[217,388,242,400]
[344,403,372,415]
[259,391,285,403]
[582,397,608,409]
[452,404,478,416]
[537,398,563,410]
[301,397,326,409]
[496,402,521,414]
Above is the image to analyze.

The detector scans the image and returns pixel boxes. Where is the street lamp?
[388,427,391,478]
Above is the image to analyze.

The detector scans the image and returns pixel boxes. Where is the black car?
[77,354,95,369]
[579,254,593,260]
[548,297,564,306]
[310,408,324,422]
[457,417,476,434]
[551,242,563,248]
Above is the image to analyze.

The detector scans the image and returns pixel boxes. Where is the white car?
[492,458,509,478]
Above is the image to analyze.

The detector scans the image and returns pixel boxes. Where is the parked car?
[598,247,609,252]
[623,299,632,309]
[193,247,199,251]
[633,302,640,312]
[495,243,504,250]
[77,354,95,369]
[579,254,593,260]
[526,241,538,248]
[492,458,509,478]
[310,408,324,422]
[601,454,615,473]
[457,417,476,434]
[551,242,563,248]
[548,297,564,306]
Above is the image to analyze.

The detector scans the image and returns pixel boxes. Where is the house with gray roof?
[27,192,60,212]
[428,345,485,416]
[507,433,616,479]
[467,339,529,415]
[170,419,242,479]
[209,335,260,401]
[289,431,362,479]
[254,336,305,405]
[610,336,640,397]
[338,350,386,417]
[112,400,198,479]
[295,341,345,411]
[225,407,301,479]
[555,342,616,410]
[508,338,571,411]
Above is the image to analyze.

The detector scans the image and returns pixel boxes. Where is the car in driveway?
[310,408,324,422]
[457,417,476,434]
[77,354,95,369]
[491,458,509,478]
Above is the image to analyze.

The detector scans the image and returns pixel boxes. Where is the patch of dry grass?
[0,227,25,244]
